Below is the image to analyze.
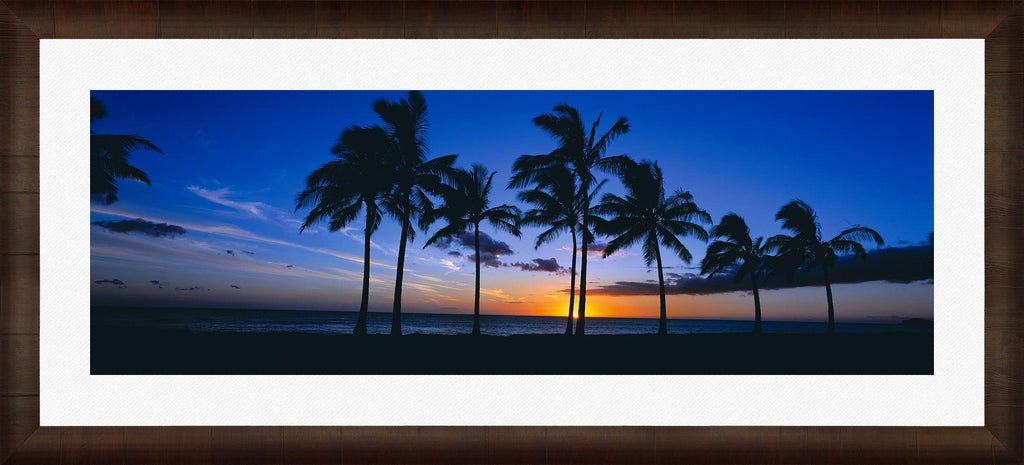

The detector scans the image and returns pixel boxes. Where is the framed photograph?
[2,1,1022,463]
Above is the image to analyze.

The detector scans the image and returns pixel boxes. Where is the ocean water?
[92,306,931,336]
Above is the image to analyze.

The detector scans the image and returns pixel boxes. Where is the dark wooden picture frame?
[1,1,1021,463]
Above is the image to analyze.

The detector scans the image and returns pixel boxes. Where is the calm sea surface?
[92,307,931,336]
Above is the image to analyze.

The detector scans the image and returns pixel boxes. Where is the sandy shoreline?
[91,326,932,375]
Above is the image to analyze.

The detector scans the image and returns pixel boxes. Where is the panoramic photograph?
[90,90,934,374]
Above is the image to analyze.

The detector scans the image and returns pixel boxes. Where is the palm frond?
[832,225,884,247]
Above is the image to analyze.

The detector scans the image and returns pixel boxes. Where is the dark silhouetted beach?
[91,326,932,375]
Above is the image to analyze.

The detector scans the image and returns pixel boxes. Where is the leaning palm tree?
[771,200,884,333]
[295,125,395,335]
[90,97,163,204]
[509,104,631,335]
[700,213,773,334]
[424,164,521,335]
[518,166,605,335]
[373,91,458,336]
[593,160,711,335]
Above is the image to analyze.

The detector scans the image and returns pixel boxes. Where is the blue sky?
[90,90,933,323]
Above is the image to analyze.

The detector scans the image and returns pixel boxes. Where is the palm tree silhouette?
[771,200,884,333]
[373,91,458,336]
[510,104,631,335]
[90,97,163,204]
[593,160,711,335]
[700,213,773,334]
[518,166,605,335]
[295,125,395,335]
[424,164,521,335]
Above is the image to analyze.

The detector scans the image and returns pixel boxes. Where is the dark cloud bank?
[93,218,187,238]
[582,244,934,297]
[435,231,568,274]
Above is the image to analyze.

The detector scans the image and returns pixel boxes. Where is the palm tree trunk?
[655,242,668,335]
[576,210,588,336]
[565,227,577,336]
[473,223,482,336]
[390,216,411,336]
[824,267,835,334]
[354,206,371,336]
[751,279,762,334]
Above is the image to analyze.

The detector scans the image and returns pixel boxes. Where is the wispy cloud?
[91,223,362,283]
[439,259,461,271]
[187,185,269,218]
[91,206,394,269]
[480,288,512,301]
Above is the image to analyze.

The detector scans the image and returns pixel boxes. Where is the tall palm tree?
[771,200,884,333]
[518,166,605,335]
[424,164,521,335]
[373,91,458,336]
[510,104,631,335]
[593,160,711,335]
[90,97,163,204]
[700,213,773,334]
[295,125,395,335]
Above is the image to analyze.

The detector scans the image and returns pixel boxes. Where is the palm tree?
[90,97,163,204]
[518,166,605,335]
[700,214,773,334]
[295,125,395,335]
[510,104,631,335]
[373,91,458,336]
[771,200,884,333]
[593,160,711,335]
[424,164,521,335]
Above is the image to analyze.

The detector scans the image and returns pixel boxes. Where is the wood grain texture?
[986,8,1024,75]
[0,156,37,194]
[157,1,253,38]
[0,334,38,396]
[0,193,38,255]
[784,1,880,38]
[58,428,127,465]
[0,77,38,157]
[941,0,1017,38]
[986,151,1024,230]
[340,427,488,464]
[0,0,54,39]
[777,427,842,464]
[584,1,676,38]
[210,427,283,465]
[0,1,1020,464]
[404,1,497,39]
[986,74,1024,152]
[877,0,942,38]
[280,427,342,465]
[0,396,38,464]
[916,427,998,465]
[314,1,404,39]
[2,426,52,465]
[124,428,213,465]
[705,0,785,38]
[483,426,547,464]
[0,254,39,335]
[496,1,585,39]
[53,1,159,38]
[0,3,39,78]
[254,0,316,39]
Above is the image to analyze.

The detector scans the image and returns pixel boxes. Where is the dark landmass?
[91,326,933,375]
[899,318,934,327]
